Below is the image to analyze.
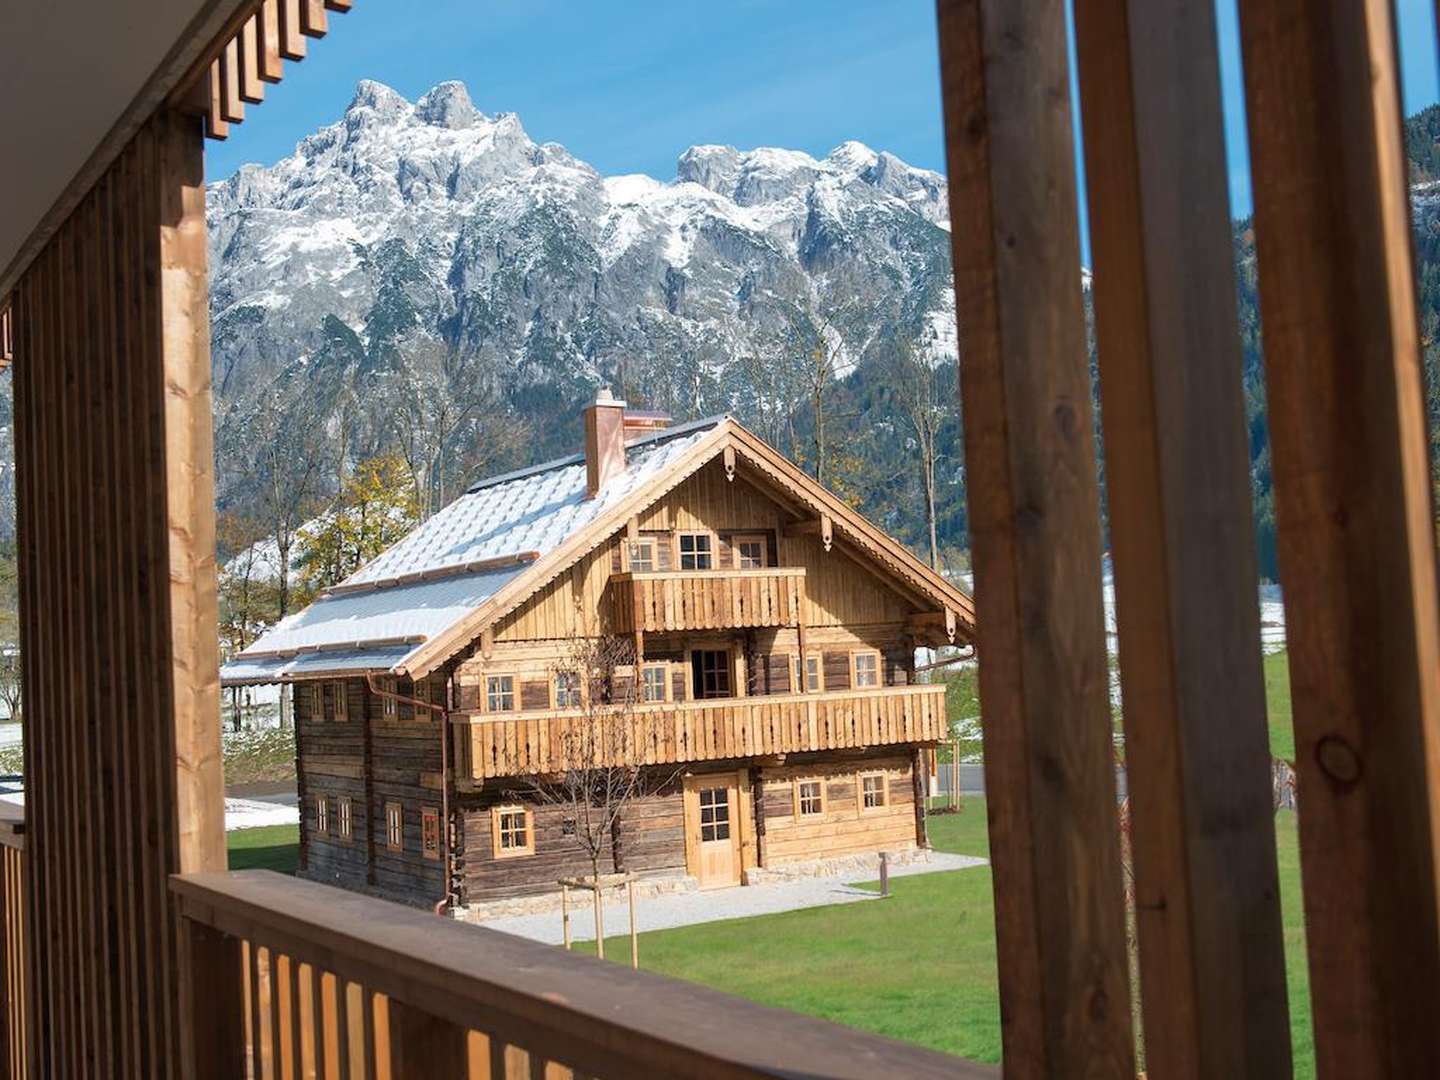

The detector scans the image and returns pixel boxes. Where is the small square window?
[338,796,353,841]
[493,806,535,858]
[733,535,768,569]
[385,801,403,851]
[554,671,582,709]
[853,652,880,688]
[796,779,824,818]
[422,807,441,860]
[315,795,329,835]
[628,539,656,573]
[487,675,515,712]
[861,773,888,811]
[679,533,713,570]
[642,664,668,703]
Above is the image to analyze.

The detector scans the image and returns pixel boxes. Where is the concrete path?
[483,852,988,945]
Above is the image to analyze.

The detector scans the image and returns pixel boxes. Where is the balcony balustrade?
[453,682,948,783]
[610,567,806,634]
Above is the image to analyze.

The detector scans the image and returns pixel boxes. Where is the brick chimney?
[583,387,627,498]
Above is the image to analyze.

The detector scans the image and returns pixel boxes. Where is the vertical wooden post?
[561,885,571,950]
[1071,1,1293,1075]
[14,109,226,1078]
[936,1,1135,1075]
[181,922,244,1079]
[593,885,605,960]
[387,997,467,1079]
[628,879,638,970]
[1238,1,1440,1074]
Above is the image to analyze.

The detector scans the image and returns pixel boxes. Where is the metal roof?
[221,418,724,685]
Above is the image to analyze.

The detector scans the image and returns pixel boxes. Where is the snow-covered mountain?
[206,79,960,514]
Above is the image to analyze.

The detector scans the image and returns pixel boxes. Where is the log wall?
[757,754,918,866]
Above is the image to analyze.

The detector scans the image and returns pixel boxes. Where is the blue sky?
[209,0,1440,247]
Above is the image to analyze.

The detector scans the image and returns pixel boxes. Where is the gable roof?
[221,415,975,685]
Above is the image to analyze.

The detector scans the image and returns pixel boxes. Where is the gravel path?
[483,852,988,945]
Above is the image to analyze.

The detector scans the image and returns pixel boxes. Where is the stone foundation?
[455,871,699,922]
[742,846,930,886]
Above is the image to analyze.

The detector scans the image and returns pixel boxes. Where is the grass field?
[227,823,300,874]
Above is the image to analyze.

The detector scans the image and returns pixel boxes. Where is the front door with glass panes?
[685,774,741,888]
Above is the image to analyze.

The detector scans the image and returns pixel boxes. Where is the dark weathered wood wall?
[11,109,226,1078]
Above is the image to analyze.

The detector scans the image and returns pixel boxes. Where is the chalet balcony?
[452,682,948,783]
[610,567,806,634]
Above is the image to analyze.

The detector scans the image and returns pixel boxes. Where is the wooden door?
[685,776,741,888]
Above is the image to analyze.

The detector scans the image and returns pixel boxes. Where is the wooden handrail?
[0,805,22,853]
[611,566,807,581]
[171,869,992,1079]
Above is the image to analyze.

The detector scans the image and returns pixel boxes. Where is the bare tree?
[250,398,328,620]
[888,341,952,570]
[507,636,680,889]
[389,338,530,518]
[779,299,861,488]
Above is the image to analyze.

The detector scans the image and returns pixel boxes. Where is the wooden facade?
[287,449,966,907]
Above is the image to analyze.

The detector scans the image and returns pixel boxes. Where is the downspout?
[366,671,453,916]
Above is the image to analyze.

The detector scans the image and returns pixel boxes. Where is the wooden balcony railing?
[170,869,991,1079]
[454,682,947,782]
[610,567,805,634]
[0,805,22,1080]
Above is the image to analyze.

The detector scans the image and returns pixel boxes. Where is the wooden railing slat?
[1072,0,1293,1074]
[935,0,1135,1075]
[1238,0,1440,1074]
[388,996,467,1078]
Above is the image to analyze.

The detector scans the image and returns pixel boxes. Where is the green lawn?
[1265,649,1297,761]
[227,823,299,873]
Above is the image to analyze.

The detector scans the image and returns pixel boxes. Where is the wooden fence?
[0,806,22,1080]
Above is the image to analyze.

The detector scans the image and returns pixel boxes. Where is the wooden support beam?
[301,0,329,37]
[14,109,226,1078]
[259,0,284,83]
[279,0,308,59]
[204,59,230,140]
[723,445,737,482]
[218,38,245,124]
[1238,1,1440,1074]
[936,1,1135,1076]
[239,15,265,103]
[1071,2,1293,1076]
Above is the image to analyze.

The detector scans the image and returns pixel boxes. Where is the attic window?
[628,539,656,573]
[487,675,515,712]
[554,671,582,709]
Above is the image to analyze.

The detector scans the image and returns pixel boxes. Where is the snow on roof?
[222,417,725,684]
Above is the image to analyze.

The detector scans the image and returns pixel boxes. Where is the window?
[678,532,713,570]
[422,807,441,860]
[493,806,535,858]
[332,680,348,722]
[315,794,329,835]
[414,675,430,706]
[853,651,881,688]
[628,538,656,573]
[698,787,731,842]
[860,772,888,812]
[382,677,398,720]
[794,655,821,692]
[385,801,403,852]
[554,671,582,709]
[302,682,321,721]
[795,779,825,818]
[486,675,515,712]
[694,650,731,699]
[642,663,668,702]
[733,534,768,569]
[338,796,353,841]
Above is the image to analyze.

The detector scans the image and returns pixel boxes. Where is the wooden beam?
[238,15,265,103]
[218,37,245,123]
[1238,1,1440,1074]
[259,0,284,81]
[1072,1,1292,1075]
[279,0,308,59]
[301,0,329,36]
[936,1,1134,1076]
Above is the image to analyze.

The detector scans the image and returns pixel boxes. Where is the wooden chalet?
[222,399,975,906]
[3,0,1439,1076]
